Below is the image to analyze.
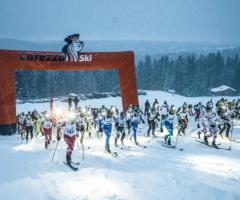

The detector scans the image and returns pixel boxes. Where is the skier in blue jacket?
[102,110,114,153]
[164,105,176,146]
[131,112,145,145]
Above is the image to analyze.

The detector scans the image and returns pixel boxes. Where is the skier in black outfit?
[114,112,127,146]
[194,102,205,128]
[176,105,188,135]
[67,97,73,110]
[73,97,79,110]
[147,108,160,137]
[144,100,151,115]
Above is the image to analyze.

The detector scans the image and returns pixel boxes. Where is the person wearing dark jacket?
[73,97,80,110]
[147,109,160,137]
[68,97,72,110]
[144,100,151,115]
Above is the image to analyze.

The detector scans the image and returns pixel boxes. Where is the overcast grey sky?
[0,0,239,44]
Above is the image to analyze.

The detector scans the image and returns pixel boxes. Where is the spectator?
[73,96,80,110]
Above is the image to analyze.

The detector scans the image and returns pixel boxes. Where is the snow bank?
[210,85,236,93]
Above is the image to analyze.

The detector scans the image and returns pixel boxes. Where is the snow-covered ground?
[1,90,240,200]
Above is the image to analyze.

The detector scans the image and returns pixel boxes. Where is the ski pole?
[188,127,199,135]
[231,119,239,138]
[229,119,238,149]
[82,143,85,161]
[51,140,60,162]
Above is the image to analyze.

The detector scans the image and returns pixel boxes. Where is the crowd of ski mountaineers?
[16,96,240,165]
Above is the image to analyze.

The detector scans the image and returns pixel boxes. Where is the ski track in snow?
[0,90,240,200]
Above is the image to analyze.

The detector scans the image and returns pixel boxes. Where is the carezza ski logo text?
[19,53,93,62]
[19,33,92,62]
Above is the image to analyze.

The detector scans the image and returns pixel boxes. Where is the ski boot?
[204,136,209,145]
[105,144,111,153]
[212,141,218,149]
[66,155,71,165]
[147,131,150,137]
[120,134,125,146]
[219,132,223,138]
[167,138,171,146]
[134,138,139,146]
[178,129,183,136]
[164,135,168,143]
[45,142,48,149]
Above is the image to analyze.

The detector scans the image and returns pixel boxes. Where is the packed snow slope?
[1,90,240,200]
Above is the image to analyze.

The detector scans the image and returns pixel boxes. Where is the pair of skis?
[135,143,147,148]
[195,139,231,150]
[105,144,134,157]
[105,151,118,157]
[145,133,183,151]
[108,143,147,157]
[116,145,131,150]
[149,140,183,151]
[63,161,80,171]
[160,141,183,151]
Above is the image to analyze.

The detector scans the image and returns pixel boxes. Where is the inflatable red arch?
[0,50,139,135]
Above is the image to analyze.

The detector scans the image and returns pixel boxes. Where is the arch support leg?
[119,63,139,110]
[0,67,16,135]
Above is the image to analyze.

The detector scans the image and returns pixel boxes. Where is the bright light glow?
[54,107,63,116]
[221,105,226,110]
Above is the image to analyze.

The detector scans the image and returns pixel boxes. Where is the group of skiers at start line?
[16,97,240,164]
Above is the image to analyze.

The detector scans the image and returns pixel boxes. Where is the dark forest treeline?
[16,52,240,99]
[137,52,240,96]
[16,70,120,99]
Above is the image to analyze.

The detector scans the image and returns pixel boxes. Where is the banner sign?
[19,33,92,62]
